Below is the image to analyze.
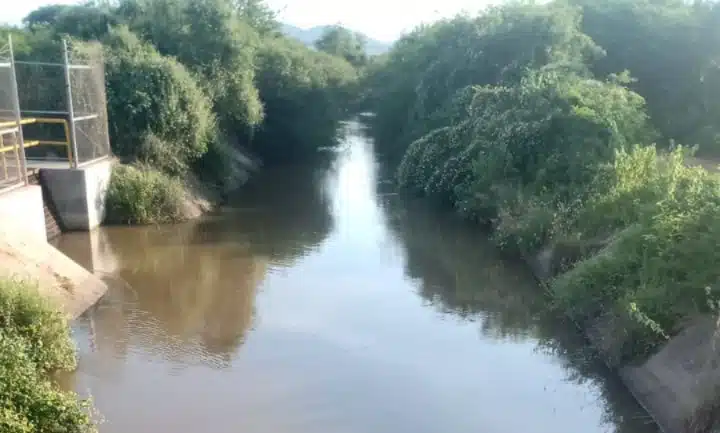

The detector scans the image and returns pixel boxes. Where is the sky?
[266,0,493,41]
[4,0,495,42]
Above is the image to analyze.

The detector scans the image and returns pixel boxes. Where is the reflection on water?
[381,197,656,433]
[55,120,657,433]
[382,197,542,339]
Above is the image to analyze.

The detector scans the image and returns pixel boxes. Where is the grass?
[495,146,720,363]
[0,278,97,433]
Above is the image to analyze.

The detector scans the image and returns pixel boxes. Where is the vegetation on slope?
[365,0,720,366]
[0,279,95,432]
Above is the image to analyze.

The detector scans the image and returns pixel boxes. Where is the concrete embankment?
[0,184,107,319]
[0,227,107,318]
[528,245,720,433]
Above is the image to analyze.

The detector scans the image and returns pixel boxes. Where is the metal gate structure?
[0,35,111,193]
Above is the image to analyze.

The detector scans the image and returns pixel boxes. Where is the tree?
[233,0,278,34]
[365,3,603,158]
[253,35,357,162]
[572,0,720,154]
[116,0,264,137]
[22,4,69,27]
[315,25,368,67]
[23,4,118,40]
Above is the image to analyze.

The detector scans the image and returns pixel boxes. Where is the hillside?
[281,23,391,55]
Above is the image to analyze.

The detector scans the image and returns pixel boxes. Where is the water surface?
[55,120,658,433]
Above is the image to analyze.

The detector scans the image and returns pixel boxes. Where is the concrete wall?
[0,185,47,243]
[0,227,107,318]
[528,246,720,433]
[621,317,720,433]
[40,158,113,231]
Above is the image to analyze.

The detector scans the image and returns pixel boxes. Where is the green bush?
[105,164,187,225]
[550,146,720,361]
[103,27,215,172]
[0,279,96,433]
[0,279,76,372]
[14,0,360,187]
[252,35,357,162]
[397,71,653,225]
[574,0,720,155]
[365,2,604,155]
[136,134,191,177]
[117,0,265,136]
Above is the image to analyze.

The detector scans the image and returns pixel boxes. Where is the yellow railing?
[0,118,74,174]
[0,129,22,181]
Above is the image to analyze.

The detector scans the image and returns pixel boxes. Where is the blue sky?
[4,0,495,42]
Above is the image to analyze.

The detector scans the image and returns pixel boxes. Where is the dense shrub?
[0,279,96,433]
[550,147,720,361]
[398,71,652,225]
[103,27,215,173]
[116,0,264,136]
[365,3,603,156]
[105,164,187,225]
[252,35,357,162]
[573,0,720,155]
[12,0,360,194]
[0,279,76,372]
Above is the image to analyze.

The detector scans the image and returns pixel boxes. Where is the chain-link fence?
[13,57,71,163]
[0,38,26,190]
[68,41,111,165]
[0,36,111,191]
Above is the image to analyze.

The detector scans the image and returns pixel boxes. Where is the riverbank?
[526,230,720,433]
[386,121,720,433]
[363,3,720,430]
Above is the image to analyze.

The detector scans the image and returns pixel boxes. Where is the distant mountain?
[280,24,391,56]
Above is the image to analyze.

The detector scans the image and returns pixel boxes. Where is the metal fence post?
[63,39,79,168]
[8,35,29,184]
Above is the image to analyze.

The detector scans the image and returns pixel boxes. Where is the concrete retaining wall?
[0,185,47,243]
[530,245,720,433]
[0,227,107,319]
[620,317,720,433]
[40,158,113,231]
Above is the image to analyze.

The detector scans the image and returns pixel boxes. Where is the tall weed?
[105,164,187,225]
[551,146,720,361]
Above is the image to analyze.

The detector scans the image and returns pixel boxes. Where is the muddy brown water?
[54,120,659,433]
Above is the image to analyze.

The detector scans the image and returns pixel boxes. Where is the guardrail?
[0,118,74,175]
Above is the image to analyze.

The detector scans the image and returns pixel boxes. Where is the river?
[54,120,659,433]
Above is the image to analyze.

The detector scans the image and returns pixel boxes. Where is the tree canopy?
[4,0,362,188]
[315,25,368,67]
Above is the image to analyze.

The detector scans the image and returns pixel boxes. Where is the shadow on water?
[217,162,335,267]
[379,194,658,433]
